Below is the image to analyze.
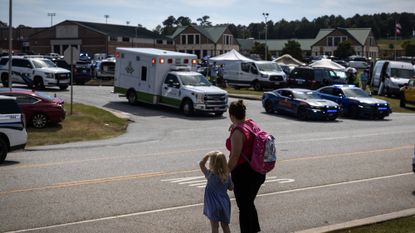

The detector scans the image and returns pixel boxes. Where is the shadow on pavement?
[0,160,20,167]
[104,101,226,121]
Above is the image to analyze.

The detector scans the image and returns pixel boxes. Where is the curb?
[294,208,415,233]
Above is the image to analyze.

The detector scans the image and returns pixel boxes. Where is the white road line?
[6,172,412,233]
[258,173,413,198]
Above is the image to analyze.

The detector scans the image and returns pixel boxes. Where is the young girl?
[199,151,233,233]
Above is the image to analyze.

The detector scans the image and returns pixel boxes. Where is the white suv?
[0,56,70,90]
[0,95,27,163]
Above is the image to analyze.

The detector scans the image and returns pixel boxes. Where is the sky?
[0,0,414,30]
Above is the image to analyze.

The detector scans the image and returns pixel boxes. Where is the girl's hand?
[199,155,209,174]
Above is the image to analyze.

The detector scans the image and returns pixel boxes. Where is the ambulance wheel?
[182,99,194,116]
[127,89,137,105]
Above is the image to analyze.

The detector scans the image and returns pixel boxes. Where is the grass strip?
[27,103,128,147]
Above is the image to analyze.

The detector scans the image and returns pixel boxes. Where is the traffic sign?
[63,47,80,65]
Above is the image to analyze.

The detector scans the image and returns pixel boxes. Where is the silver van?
[370,60,415,96]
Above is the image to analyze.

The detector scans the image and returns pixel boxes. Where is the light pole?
[104,14,109,24]
[263,12,269,60]
[135,24,139,47]
[47,12,56,26]
[8,0,12,91]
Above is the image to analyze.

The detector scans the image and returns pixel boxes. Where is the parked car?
[262,88,340,121]
[277,64,293,75]
[94,58,115,79]
[288,66,347,89]
[0,56,70,90]
[74,61,93,84]
[400,79,415,107]
[347,56,368,69]
[317,85,391,119]
[0,95,27,163]
[53,59,92,85]
[0,88,65,128]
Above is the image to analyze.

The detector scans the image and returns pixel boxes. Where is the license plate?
[274,81,280,85]
[327,109,337,113]
[378,107,388,111]
[297,80,304,84]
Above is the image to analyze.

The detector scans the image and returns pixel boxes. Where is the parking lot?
[1,85,414,233]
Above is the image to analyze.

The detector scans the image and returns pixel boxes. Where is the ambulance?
[114,48,228,116]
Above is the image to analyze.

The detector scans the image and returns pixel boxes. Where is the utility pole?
[8,0,12,91]
[47,12,56,26]
[263,13,269,60]
[104,15,109,24]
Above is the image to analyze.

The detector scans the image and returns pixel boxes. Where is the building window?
[180,34,200,45]
[156,39,163,44]
[224,34,233,45]
[188,35,194,44]
[109,36,117,41]
[327,36,348,46]
[122,37,130,42]
[195,34,200,44]
[167,40,173,45]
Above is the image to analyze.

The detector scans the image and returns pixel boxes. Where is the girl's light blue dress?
[203,170,232,224]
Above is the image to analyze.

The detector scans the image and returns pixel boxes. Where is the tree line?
[155,12,415,39]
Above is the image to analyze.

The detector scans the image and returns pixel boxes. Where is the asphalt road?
[1,86,414,233]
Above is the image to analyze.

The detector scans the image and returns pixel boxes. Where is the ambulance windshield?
[179,74,211,86]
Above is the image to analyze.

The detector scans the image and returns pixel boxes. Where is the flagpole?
[394,20,397,60]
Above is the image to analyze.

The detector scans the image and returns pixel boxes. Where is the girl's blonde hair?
[206,151,229,183]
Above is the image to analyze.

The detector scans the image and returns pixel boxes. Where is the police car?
[317,85,391,119]
[0,95,27,163]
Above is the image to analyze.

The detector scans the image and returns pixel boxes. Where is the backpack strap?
[234,121,258,163]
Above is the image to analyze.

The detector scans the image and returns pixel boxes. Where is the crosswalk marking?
[161,175,295,189]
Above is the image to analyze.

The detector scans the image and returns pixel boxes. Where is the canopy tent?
[309,59,346,70]
[209,49,253,63]
[272,54,305,66]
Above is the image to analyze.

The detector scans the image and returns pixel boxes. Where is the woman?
[226,100,266,233]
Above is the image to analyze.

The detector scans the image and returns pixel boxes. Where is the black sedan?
[262,88,340,121]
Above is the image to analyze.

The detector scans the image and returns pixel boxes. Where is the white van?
[371,60,415,96]
[224,61,287,91]
[114,48,228,116]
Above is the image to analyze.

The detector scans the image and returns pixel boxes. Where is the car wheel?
[0,137,8,164]
[327,116,337,121]
[253,81,262,91]
[182,99,194,116]
[33,77,45,90]
[59,84,68,90]
[400,94,406,108]
[1,73,9,87]
[297,107,308,121]
[127,90,137,105]
[32,113,48,128]
[264,100,274,113]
